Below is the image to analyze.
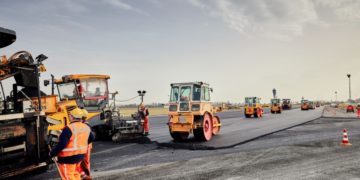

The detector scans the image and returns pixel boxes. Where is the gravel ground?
[322,106,359,118]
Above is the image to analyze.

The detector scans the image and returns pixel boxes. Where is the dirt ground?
[120,107,168,116]
[322,106,359,118]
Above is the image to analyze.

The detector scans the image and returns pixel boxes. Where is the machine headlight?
[191,104,200,111]
[180,103,189,111]
[169,105,177,112]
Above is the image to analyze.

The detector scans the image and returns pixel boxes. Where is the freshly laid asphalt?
[27,106,325,180]
[149,107,323,149]
[97,115,360,180]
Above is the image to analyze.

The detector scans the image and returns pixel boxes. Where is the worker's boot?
[81,171,92,180]
[81,174,92,180]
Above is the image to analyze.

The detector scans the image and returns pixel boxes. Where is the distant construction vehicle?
[308,101,315,110]
[0,27,52,178]
[46,74,147,143]
[301,99,309,110]
[168,82,221,141]
[244,97,263,118]
[270,88,282,113]
[346,104,354,113]
[282,99,292,110]
[270,98,282,114]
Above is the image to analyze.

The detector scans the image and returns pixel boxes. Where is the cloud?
[102,0,149,16]
[59,0,89,13]
[189,0,360,41]
[315,0,360,22]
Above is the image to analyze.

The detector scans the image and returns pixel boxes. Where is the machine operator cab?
[55,74,110,111]
[271,98,281,105]
[50,74,111,129]
[169,82,212,113]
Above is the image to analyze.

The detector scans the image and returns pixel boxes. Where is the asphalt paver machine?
[0,27,54,178]
[47,74,147,142]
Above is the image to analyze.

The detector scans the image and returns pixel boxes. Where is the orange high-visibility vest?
[58,122,91,157]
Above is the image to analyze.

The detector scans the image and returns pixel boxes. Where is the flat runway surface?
[94,115,360,180]
[28,107,324,179]
[150,107,323,149]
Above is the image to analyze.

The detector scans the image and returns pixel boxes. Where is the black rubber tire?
[254,109,259,118]
[193,128,202,140]
[112,132,123,142]
[170,132,189,142]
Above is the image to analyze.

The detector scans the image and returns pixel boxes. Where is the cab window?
[180,86,191,102]
[193,85,201,101]
[57,82,78,100]
[170,86,179,102]
[80,78,107,98]
[201,86,210,101]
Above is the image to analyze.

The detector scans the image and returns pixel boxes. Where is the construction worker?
[50,108,94,180]
[139,103,150,135]
[80,108,92,180]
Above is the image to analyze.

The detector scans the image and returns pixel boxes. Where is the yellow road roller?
[168,82,221,141]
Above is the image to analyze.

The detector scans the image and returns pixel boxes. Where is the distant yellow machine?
[282,99,292,110]
[301,100,309,110]
[308,101,315,110]
[244,97,263,118]
[270,98,282,114]
[168,82,221,141]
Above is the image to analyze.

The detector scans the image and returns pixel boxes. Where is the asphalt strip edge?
[154,110,324,151]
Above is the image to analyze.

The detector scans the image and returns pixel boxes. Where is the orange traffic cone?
[341,128,352,146]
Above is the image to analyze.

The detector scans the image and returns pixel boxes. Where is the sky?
[0,0,360,104]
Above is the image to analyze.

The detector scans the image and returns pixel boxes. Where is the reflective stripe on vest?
[58,122,91,157]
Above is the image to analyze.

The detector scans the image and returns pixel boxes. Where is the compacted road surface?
[28,107,326,180]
